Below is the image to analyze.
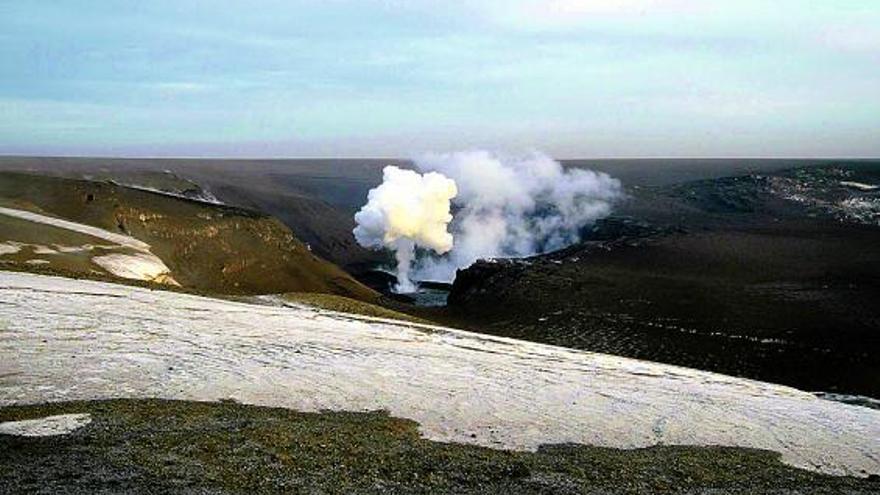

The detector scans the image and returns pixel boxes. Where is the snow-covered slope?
[0,271,877,477]
[0,206,175,284]
[0,206,152,250]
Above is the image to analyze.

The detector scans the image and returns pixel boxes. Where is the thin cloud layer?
[1,1,878,157]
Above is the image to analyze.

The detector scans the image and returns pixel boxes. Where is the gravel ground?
[2,399,879,494]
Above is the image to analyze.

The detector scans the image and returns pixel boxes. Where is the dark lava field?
[446,162,880,397]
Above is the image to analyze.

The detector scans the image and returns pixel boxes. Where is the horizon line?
[2,153,879,162]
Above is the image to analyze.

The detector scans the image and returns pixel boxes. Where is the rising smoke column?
[412,150,623,281]
[353,166,458,292]
[353,152,622,289]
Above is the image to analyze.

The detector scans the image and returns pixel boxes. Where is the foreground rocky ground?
[2,399,879,494]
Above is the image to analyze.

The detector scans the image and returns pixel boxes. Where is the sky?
[1,1,879,158]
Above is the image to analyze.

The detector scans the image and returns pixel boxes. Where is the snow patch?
[840,181,879,191]
[0,414,91,437]
[54,244,119,253]
[32,245,57,255]
[92,253,178,285]
[0,206,151,251]
[125,184,224,205]
[0,241,23,255]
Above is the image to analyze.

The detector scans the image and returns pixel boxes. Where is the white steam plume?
[413,150,623,282]
[353,151,622,290]
[353,166,458,292]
